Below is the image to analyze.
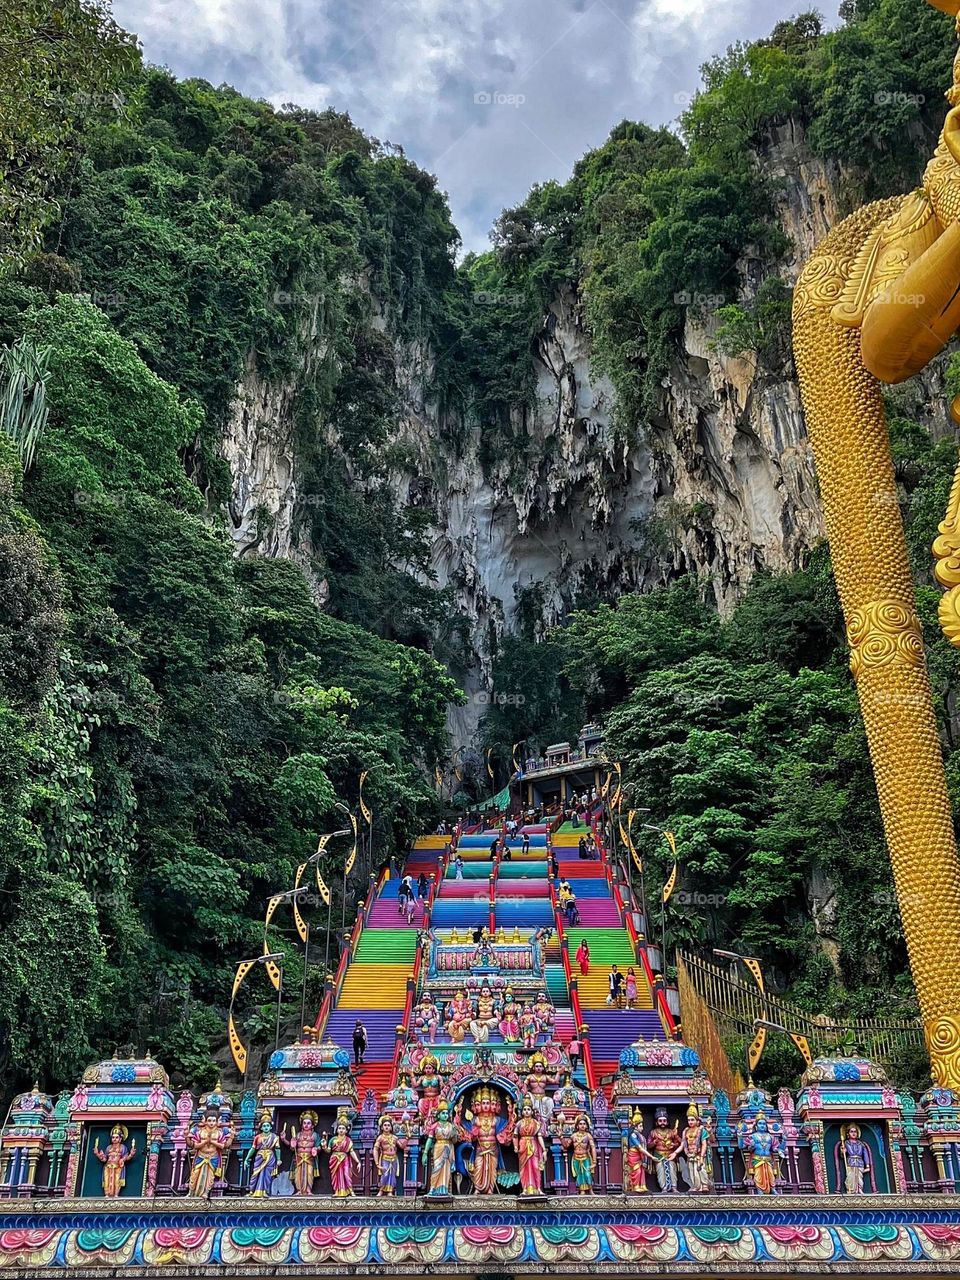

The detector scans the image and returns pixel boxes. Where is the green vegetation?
[2,0,958,1093]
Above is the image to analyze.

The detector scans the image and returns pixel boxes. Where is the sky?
[112,0,826,254]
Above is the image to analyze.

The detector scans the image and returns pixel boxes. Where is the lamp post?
[714,948,769,1078]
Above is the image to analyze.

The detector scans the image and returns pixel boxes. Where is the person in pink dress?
[625,967,638,1009]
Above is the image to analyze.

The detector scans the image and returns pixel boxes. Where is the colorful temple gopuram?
[2,799,960,1277]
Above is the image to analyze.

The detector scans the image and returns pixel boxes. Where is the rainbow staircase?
[320,835,446,1099]
[551,823,666,1089]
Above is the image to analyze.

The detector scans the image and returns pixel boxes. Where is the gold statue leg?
[794,209,960,1088]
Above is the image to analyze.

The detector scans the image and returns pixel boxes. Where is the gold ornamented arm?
[861,221,960,382]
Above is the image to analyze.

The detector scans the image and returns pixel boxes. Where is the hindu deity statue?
[740,1114,784,1196]
[674,1106,712,1193]
[513,1101,547,1197]
[446,989,473,1043]
[320,1116,361,1197]
[470,983,499,1044]
[647,1109,681,1193]
[94,1125,136,1197]
[836,1123,873,1194]
[466,1087,513,1194]
[186,1109,228,1199]
[524,1052,557,1127]
[498,988,521,1042]
[282,1111,319,1195]
[423,1102,466,1198]
[532,990,555,1037]
[413,992,441,1043]
[791,0,960,1092]
[244,1115,282,1197]
[373,1116,407,1196]
[562,1113,597,1194]
[416,1052,442,1127]
[520,1002,540,1049]
[625,1111,650,1194]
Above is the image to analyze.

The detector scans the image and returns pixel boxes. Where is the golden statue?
[792,0,960,1087]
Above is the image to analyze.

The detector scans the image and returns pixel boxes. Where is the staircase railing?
[678,949,924,1064]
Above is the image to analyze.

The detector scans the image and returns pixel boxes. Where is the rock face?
[215,115,888,746]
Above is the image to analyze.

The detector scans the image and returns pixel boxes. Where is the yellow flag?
[315,866,331,906]
[747,1024,767,1073]
[344,812,358,877]
[434,765,443,793]
[512,741,521,774]
[486,747,494,781]
[291,880,308,944]
[662,862,678,905]
[743,955,765,994]
[359,770,373,827]
[664,830,677,858]
[262,896,285,990]
[231,958,257,1001]
[600,769,612,800]
[228,1008,247,1075]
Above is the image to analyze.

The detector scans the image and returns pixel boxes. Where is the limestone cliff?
[215,116,897,746]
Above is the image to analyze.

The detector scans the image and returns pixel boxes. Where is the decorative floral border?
[1,1199,960,1272]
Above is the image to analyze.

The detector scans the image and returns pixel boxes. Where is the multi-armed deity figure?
[836,1123,873,1194]
[373,1116,407,1196]
[740,1115,785,1196]
[186,1108,229,1198]
[282,1111,319,1195]
[466,1087,514,1193]
[792,0,960,1090]
[93,1125,136,1197]
[647,1109,681,1193]
[446,990,473,1043]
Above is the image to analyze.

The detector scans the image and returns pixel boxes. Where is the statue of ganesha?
[446,989,473,1043]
